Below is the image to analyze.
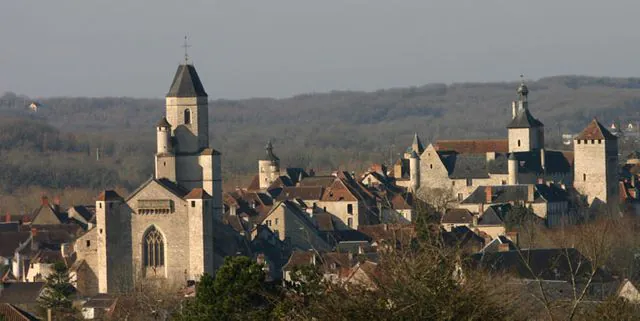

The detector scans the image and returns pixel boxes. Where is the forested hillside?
[1,75,640,211]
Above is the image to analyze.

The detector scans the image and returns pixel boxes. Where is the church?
[74,60,223,294]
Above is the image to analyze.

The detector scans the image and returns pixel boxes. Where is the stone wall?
[129,181,191,288]
[573,139,614,204]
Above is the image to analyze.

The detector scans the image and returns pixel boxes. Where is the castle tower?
[185,188,214,279]
[573,119,619,205]
[409,151,420,192]
[96,190,131,293]
[259,141,280,189]
[508,153,518,185]
[507,80,544,153]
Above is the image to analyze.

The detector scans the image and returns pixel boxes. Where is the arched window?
[143,226,164,268]
[184,109,191,124]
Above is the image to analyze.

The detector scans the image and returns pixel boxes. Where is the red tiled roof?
[575,119,617,140]
[434,139,509,154]
[184,188,212,199]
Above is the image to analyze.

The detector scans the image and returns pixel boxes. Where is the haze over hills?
[1,74,640,212]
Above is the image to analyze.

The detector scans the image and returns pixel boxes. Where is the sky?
[1,0,640,99]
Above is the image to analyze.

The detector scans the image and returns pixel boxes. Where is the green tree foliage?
[275,244,511,320]
[177,256,273,321]
[38,262,75,318]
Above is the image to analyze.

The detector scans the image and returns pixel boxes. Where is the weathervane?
[182,35,191,64]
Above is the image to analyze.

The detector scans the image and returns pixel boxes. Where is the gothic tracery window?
[144,226,165,268]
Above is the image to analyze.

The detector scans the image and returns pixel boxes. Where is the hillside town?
[2,59,640,320]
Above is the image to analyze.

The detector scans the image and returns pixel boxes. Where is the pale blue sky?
[1,1,639,99]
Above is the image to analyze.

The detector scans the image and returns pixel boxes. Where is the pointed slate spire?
[412,133,424,154]
[166,64,208,98]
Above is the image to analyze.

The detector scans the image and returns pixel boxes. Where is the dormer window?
[184,109,191,124]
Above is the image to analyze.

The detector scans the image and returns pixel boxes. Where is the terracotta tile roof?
[247,175,260,191]
[96,190,123,202]
[434,139,509,154]
[184,188,212,199]
[575,118,617,140]
[282,251,315,270]
[0,303,40,321]
[358,224,415,245]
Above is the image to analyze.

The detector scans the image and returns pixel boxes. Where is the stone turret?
[156,117,172,154]
[508,153,518,185]
[259,141,280,189]
[409,151,420,192]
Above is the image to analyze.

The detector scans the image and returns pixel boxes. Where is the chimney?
[485,186,492,204]
[30,228,38,251]
[511,101,517,119]
[41,195,49,206]
[527,184,535,202]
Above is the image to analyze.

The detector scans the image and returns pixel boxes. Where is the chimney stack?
[485,186,492,204]
[527,184,535,203]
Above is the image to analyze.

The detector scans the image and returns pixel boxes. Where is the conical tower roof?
[412,133,424,154]
[166,64,208,98]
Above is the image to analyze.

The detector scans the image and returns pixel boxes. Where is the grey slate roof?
[479,204,510,225]
[166,64,208,97]
[447,154,491,179]
[156,117,171,128]
[507,108,543,128]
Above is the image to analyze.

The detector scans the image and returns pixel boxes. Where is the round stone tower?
[156,117,172,154]
[508,153,518,185]
[258,141,280,189]
[409,151,420,192]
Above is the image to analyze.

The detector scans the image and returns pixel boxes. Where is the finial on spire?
[517,74,529,98]
[182,35,191,64]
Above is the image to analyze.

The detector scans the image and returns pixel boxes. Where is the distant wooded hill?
[1,75,640,196]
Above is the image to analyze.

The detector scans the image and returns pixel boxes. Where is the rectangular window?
[452,181,455,186]
[191,201,196,208]
[99,203,102,209]
[457,193,463,201]
[86,240,91,247]
[501,180,506,185]
[583,173,586,181]
[466,178,473,187]
[275,218,279,225]
[266,220,272,226]
[347,204,353,214]
[347,217,353,228]
[577,140,581,144]
[598,140,602,144]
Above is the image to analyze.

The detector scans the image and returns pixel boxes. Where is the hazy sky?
[2,1,640,99]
